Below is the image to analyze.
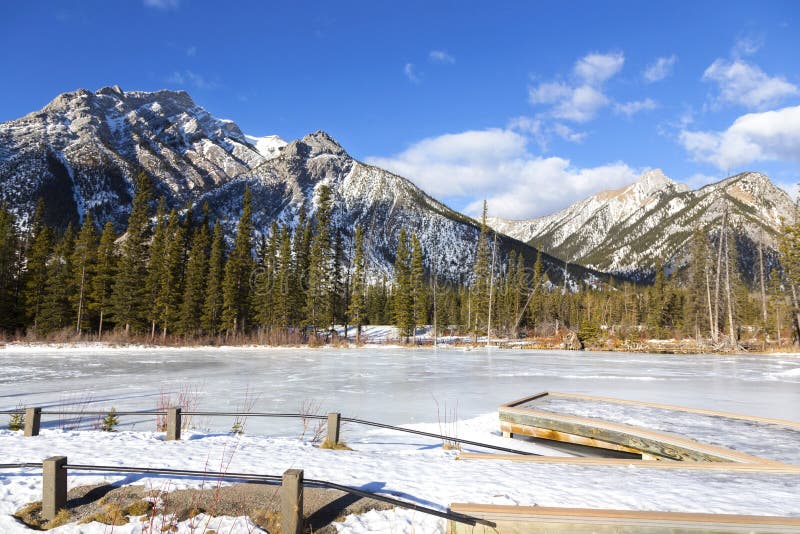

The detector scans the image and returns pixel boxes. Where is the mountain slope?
[488,169,795,280]
[0,86,596,284]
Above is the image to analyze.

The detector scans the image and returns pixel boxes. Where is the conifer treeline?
[0,171,797,346]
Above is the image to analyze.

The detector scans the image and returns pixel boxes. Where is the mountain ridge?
[0,86,597,284]
[488,169,794,280]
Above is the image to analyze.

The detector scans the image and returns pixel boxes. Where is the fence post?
[326,412,341,446]
[166,407,181,441]
[24,407,41,437]
[42,456,67,520]
[281,468,303,534]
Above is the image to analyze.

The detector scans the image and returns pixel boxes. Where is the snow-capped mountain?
[488,169,795,280]
[0,87,596,283]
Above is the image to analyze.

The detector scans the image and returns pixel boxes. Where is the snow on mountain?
[0,87,596,283]
[0,85,265,229]
[244,134,287,160]
[488,169,795,280]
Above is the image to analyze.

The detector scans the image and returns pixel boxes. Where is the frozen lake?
[1,345,799,436]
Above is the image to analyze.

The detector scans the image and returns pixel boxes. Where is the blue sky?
[2,1,799,218]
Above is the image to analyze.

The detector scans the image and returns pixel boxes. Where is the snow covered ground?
[1,414,799,533]
[1,346,799,532]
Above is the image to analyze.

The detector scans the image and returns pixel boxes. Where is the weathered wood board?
[499,392,786,464]
[448,504,800,533]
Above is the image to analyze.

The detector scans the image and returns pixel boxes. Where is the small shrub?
[100,408,119,432]
[124,500,153,516]
[8,408,24,431]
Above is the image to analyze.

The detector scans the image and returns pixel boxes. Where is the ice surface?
[1,346,799,436]
[525,396,800,465]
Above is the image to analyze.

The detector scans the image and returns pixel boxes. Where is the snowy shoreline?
[2,414,800,533]
[2,340,798,357]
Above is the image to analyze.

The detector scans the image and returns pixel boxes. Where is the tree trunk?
[724,228,736,348]
[791,285,800,345]
[713,209,727,343]
[705,269,714,344]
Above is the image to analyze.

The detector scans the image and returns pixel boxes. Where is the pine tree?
[202,222,226,334]
[38,225,75,334]
[528,250,544,330]
[291,207,311,326]
[179,209,210,335]
[685,227,709,340]
[274,224,293,328]
[91,222,117,336]
[393,229,413,341]
[145,198,168,337]
[410,233,427,335]
[305,186,334,332]
[221,187,255,335]
[23,202,53,331]
[347,225,367,343]
[0,204,20,330]
[768,267,786,345]
[112,171,153,334]
[156,209,186,337]
[71,212,97,333]
[332,229,347,328]
[255,221,280,329]
[470,201,490,339]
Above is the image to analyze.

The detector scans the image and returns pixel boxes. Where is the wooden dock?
[498,391,798,464]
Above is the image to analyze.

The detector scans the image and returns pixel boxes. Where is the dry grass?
[299,399,326,444]
[13,502,73,530]
[435,398,461,452]
[79,503,129,526]
[57,391,95,430]
[156,383,202,431]
[250,508,281,532]
[124,500,153,516]
[319,440,353,451]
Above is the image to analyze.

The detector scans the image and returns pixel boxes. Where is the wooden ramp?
[499,392,800,464]
[448,504,800,533]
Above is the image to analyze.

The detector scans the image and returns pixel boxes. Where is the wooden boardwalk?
[498,391,798,464]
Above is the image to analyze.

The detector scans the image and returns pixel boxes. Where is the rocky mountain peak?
[300,130,348,158]
[630,168,687,196]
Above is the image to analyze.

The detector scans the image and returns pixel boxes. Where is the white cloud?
[429,50,455,64]
[732,34,763,58]
[507,117,586,149]
[366,128,638,219]
[615,98,658,117]
[551,123,587,143]
[573,52,625,84]
[144,0,179,9]
[703,59,798,109]
[551,85,609,122]
[404,63,420,84]
[166,70,216,90]
[679,105,800,169]
[643,55,677,82]
[528,81,572,104]
[528,52,624,123]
